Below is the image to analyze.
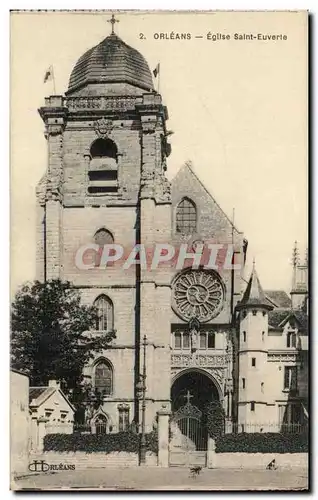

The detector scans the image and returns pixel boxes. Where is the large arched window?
[88,138,118,194]
[94,295,114,331]
[176,198,197,234]
[94,359,113,397]
[90,138,117,160]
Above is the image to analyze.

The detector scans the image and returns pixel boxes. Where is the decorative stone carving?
[208,368,224,386]
[267,352,297,362]
[93,117,114,138]
[45,124,65,137]
[155,172,171,203]
[172,270,225,322]
[224,377,233,394]
[36,173,47,206]
[65,96,137,112]
[171,353,226,368]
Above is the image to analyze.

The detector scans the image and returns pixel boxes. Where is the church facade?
[36,28,308,435]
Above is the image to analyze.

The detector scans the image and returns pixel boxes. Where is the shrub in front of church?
[11,279,116,410]
[215,432,308,453]
[204,401,226,439]
[43,431,158,454]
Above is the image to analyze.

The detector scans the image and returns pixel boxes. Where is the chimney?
[48,380,61,390]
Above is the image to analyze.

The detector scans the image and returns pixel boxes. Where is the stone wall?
[210,452,308,469]
[29,451,157,470]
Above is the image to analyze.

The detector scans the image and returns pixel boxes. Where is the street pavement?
[12,466,308,491]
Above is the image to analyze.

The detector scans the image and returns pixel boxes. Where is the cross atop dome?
[107,13,119,35]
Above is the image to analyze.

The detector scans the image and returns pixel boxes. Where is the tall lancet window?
[94,359,113,396]
[176,198,197,234]
[94,295,114,331]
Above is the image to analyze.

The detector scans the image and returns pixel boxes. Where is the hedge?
[215,432,308,454]
[44,431,158,454]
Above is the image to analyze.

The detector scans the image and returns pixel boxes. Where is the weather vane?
[107,13,119,35]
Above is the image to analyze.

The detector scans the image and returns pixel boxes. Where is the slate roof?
[268,308,308,332]
[265,290,292,309]
[29,387,54,405]
[67,34,154,94]
[268,309,291,328]
[29,386,76,411]
[237,267,273,310]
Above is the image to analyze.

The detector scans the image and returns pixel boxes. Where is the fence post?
[157,408,171,467]
[207,435,216,468]
[37,417,49,453]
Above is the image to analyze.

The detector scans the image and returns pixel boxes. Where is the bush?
[215,431,308,454]
[204,401,225,439]
[44,430,158,454]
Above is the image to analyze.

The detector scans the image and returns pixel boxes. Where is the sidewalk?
[13,466,308,491]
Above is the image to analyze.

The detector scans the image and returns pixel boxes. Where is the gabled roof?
[280,310,308,332]
[29,387,75,412]
[268,309,291,328]
[268,309,308,333]
[29,387,54,406]
[265,290,292,309]
[172,162,241,234]
[237,266,273,310]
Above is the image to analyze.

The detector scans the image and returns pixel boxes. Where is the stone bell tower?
[236,264,273,429]
[36,20,172,431]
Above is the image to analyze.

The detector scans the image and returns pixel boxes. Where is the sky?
[10,10,308,294]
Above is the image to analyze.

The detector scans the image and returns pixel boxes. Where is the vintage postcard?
[10,10,308,491]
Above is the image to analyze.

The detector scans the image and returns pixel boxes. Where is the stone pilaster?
[38,97,67,281]
[157,408,171,467]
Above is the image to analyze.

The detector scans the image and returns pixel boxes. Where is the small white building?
[10,370,30,477]
[29,380,75,451]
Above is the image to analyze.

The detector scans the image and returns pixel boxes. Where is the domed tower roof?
[66,33,154,95]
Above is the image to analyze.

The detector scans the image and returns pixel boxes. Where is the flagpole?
[51,65,56,95]
[158,62,161,94]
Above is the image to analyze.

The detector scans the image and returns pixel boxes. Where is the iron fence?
[224,421,308,434]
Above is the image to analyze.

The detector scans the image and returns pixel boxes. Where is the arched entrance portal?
[169,370,220,467]
[171,370,220,412]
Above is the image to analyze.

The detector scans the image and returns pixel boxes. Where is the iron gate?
[169,395,208,467]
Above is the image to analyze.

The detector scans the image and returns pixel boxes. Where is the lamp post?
[136,335,147,465]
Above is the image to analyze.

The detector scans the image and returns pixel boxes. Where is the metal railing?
[224,421,308,434]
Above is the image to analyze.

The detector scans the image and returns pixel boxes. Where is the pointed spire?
[292,240,300,268]
[237,264,273,311]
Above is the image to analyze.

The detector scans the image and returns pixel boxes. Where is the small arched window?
[94,295,114,331]
[90,138,117,160]
[94,228,114,246]
[94,229,114,267]
[95,414,108,434]
[94,359,113,397]
[176,198,197,234]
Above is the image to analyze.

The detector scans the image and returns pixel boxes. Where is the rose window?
[172,270,224,322]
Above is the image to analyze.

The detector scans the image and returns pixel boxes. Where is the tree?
[204,401,225,439]
[11,279,116,409]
